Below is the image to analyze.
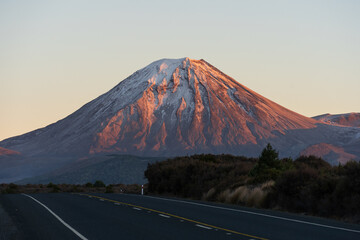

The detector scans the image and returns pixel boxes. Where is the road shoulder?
[0,195,20,240]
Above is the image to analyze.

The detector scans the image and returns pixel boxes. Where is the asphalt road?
[0,193,359,240]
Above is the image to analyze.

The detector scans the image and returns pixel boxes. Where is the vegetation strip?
[145,146,360,224]
[78,193,268,240]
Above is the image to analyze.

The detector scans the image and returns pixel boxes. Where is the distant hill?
[313,113,360,128]
[300,143,357,165]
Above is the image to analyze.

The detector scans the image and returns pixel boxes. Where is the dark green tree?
[93,180,106,187]
[249,143,284,183]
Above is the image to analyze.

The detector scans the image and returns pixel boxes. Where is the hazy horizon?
[1,0,359,141]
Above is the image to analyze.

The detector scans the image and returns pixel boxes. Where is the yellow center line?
[78,193,269,240]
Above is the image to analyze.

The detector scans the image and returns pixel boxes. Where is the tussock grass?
[217,181,274,208]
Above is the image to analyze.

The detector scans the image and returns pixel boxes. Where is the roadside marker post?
[141,185,144,195]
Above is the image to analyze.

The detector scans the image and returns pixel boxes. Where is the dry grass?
[201,187,216,201]
[217,181,274,208]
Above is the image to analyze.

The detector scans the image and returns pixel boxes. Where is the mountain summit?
[1,58,359,182]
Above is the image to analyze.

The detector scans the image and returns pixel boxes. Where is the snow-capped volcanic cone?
[89,58,319,155]
[0,58,318,158]
[1,57,360,183]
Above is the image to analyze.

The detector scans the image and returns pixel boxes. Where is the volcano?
[0,58,318,155]
[1,58,359,183]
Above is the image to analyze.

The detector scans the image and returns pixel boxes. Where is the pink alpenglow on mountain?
[0,147,20,156]
[89,58,317,154]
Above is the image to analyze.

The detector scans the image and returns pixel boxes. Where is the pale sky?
[1,0,359,141]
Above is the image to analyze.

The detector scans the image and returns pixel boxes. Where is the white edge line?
[159,214,170,218]
[142,195,360,234]
[22,194,88,240]
[196,224,212,230]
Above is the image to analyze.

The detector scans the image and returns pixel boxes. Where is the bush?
[93,180,105,188]
[47,182,60,192]
[294,155,331,170]
[272,167,318,211]
[1,183,18,194]
[105,185,114,193]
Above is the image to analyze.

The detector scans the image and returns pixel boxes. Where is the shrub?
[105,185,114,193]
[93,180,105,188]
[272,167,318,211]
[47,182,60,193]
[294,155,331,170]
[2,183,19,194]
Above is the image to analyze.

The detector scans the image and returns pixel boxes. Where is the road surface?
[0,193,359,239]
